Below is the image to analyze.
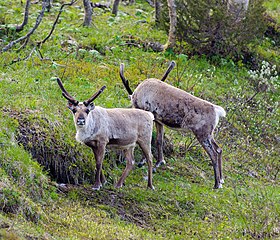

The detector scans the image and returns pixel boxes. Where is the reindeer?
[120,62,226,189]
[56,78,154,190]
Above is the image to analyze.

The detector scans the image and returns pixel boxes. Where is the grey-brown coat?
[57,78,154,190]
[120,62,226,189]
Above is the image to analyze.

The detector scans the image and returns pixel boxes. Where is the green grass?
[0,0,279,239]
[264,0,280,24]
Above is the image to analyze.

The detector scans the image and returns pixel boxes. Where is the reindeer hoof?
[153,160,166,172]
[155,160,166,168]
[213,183,223,189]
[138,162,144,168]
[92,185,101,191]
[101,180,107,186]
[220,178,225,184]
[138,159,146,168]
[148,185,155,190]
[115,181,124,188]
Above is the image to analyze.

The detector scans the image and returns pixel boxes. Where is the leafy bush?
[160,0,267,60]
[248,60,279,92]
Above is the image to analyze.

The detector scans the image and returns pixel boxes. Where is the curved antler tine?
[120,63,125,79]
[56,78,78,105]
[120,63,133,95]
[61,92,78,105]
[161,61,176,82]
[84,86,106,106]
[56,78,70,95]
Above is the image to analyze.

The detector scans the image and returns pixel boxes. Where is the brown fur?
[120,64,226,189]
[57,78,154,190]
[73,106,155,191]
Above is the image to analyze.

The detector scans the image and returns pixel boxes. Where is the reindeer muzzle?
[77,117,86,126]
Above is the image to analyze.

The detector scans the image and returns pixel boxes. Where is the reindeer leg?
[92,143,106,190]
[137,153,147,168]
[138,140,154,190]
[154,121,165,171]
[198,137,221,189]
[115,147,135,188]
[211,139,224,184]
[100,168,107,185]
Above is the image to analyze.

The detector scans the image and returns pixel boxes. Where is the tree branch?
[37,0,78,46]
[16,36,30,52]
[112,0,120,15]
[165,0,177,49]
[6,47,36,66]
[16,0,31,32]
[2,2,47,52]
[83,0,93,26]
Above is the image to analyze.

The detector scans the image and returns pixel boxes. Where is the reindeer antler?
[120,63,133,95]
[161,61,176,82]
[84,85,106,106]
[56,78,79,105]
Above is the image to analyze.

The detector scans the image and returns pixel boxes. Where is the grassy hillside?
[0,0,279,239]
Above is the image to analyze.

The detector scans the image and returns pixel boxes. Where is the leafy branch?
[37,0,78,46]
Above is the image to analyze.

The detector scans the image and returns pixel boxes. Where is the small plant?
[248,60,279,93]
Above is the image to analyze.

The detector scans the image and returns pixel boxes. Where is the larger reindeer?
[56,78,154,190]
[120,62,226,189]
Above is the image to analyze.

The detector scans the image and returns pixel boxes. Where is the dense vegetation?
[0,0,279,239]
[160,0,267,59]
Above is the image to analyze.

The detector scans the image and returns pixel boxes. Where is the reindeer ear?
[88,102,95,111]
[67,101,76,111]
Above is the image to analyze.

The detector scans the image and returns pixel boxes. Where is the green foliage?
[264,0,280,24]
[160,0,267,60]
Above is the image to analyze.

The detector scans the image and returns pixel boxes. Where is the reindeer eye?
[85,109,90,114]
[72,109,77,114]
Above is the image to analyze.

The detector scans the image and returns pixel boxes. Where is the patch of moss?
[4,108,95,185]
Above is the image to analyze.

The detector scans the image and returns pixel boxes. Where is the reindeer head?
[57,78,106,127]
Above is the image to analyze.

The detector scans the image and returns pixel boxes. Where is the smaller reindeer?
[56,78,154,190]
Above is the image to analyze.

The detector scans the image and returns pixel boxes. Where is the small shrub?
[248,60,279,93]
[159,0,267,60]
